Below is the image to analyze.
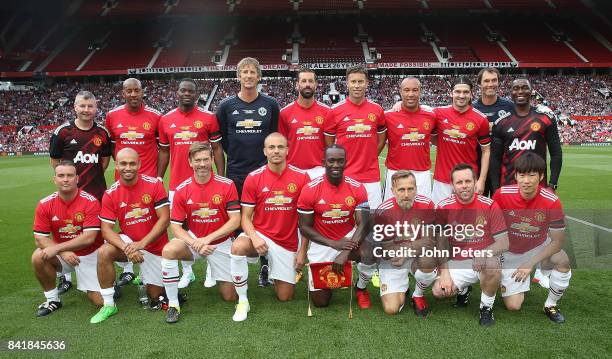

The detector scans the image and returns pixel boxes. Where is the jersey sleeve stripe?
[154,199,170,209]
[241,203,256,208]
[170,220,184,225]
[99,216,116,224]
[297,208,315,214]
[33,231,50,236]
[83,227,101,232]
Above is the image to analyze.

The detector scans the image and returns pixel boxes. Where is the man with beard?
[158,78,224,289]
[279,68,330,180]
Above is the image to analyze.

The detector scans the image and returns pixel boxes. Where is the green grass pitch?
[1,146,611,358]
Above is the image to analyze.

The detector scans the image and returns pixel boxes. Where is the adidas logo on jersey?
[70,139,78,144]
[232,110,239,115]
[117,123,123,128]
[509,138,536,150]
[120,202,127,208]
[443,119,449,123]
[318,199,326,204]
[507,127,514,133]
[397,123,404,129]
[262,187,270,192]
[52,216,60,221]
[187,199,193,204]
[343,116,351,122]
[291,118,298,124]
[170,123,176,128]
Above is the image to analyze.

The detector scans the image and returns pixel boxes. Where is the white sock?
[356,262,376,289]
[545,270,571,307]
[413,269,437,297]
[100,287,115,307]
[161,259,180,308]
[205,262,212,278]
[480,292,496,309]
[117,261,134,273]
[181,260,194,275]
[230,254,248,302]
[44,288,59,303]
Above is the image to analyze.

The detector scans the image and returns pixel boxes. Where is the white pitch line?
[566,215,612,233]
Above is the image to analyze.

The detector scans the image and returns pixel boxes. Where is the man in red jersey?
[373,170,437,317]
[91,148,170,324]
[433,164,508,327]
[298,145,375,310]
[279,68,330,180]
[230,133,309,322]
[161,142,241,324]
[32,160,104,317]
[492,152,571,324]
[158,78,224,288]
[383,77,436,200]
[106,78,162,179]
[324,65,386,210]
[431,78,490,206]
[106,78,163,286]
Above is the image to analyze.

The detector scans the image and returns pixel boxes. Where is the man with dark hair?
[216,57,280,287]
[158,78,224,289]
[492,152,571,324]
[431,78,490,206]
[433,163,509,327]
[298,144,375,309]
[279,68,330,180]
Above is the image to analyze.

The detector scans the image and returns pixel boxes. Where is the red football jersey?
[99,175,169,256]
[33,190,103,256]
[384,106,436,171]
[279,100,330,170]
[297,176,369,241]
[241,164,309,251]
[324,99,386,182]
[374,195,435,242]
[171,174,240,245]
[106,104,162,178]
[492,185,565,254]
[432,106,490,183]
[159,107,222,191]
[436,194,507,260]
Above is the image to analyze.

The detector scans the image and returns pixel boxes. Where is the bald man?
[105,78,164,285]
[383,77,436,200]
[230,132,309,321]
[91,148,170,324]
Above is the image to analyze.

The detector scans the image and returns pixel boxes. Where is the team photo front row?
[32,136,571,327]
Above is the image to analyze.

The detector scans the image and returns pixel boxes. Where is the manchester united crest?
[142,193,152,204]
[475,215,487,226]
[319,265,347,289]
[315,115,324,125]
[423,121,430,131]
[345,196,355,206]
[212,194,223,205]
[143,122,151,130]
[531,122,541,132]
[194,120,203,129]
[74,212,85,222]
[466,122,475,131]
[535,211,545,222]
[367,113,376,122]
[92,136,103,147]
[287,183,297,193]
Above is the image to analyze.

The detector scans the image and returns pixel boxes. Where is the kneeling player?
[91,148,170,324]
[162,142,240,323]
[230,133,309,321]
[493,152,571,323]
[32,160,104,316]
[433,164,509,326]
[374,170,437,316]
[298,145,376,310]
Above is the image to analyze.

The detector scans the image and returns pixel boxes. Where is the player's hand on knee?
[512,265,532,283]
[200,244,216,256]
[41,246,59,261]
[60,251,80,266]
[252,236,268,256]
[123,242,142,257]
[128,251,144,264]
[192,239,206,253]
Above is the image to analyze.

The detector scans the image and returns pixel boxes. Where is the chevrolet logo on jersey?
[443,128,467,139]
[296,126,319,135]
[125,207,150,219]
[511,222,540,233]
[347,121,371,133]
[237,119,262,129]
[401,132,425,142]
[265,194,292,206]
[322,208,350,219]
[192,207,218,218]
[120,131,145,140]
[59,224,81,234]
[174,131,197,140]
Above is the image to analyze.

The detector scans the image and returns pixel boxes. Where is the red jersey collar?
[265,163,288,177]
[192,172,214,186]
[347,97,367,107]
[451,105,472,115]
[124,103,144,115]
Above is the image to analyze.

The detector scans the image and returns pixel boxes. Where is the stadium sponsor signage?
[571,142,612,146]
[377,62,517,69]
[0,151,49,156]
[128,64,289,74]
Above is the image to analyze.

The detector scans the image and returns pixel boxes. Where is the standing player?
[50,90,112,293]
[431,78,490,206]
[161,142,241,324]
[297,145,376,310]
[106,78,163,286]
[279,68,330,180]
[383,77,436,200]
[216,57,280,287]
[324,65,386,210]
[230,133,309,322]
[374,170,437,316]
[91,148,170,324]
[493,153,571,323]
[433,164,509,326]
[158,78,224,289]
[32,160,104,316]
